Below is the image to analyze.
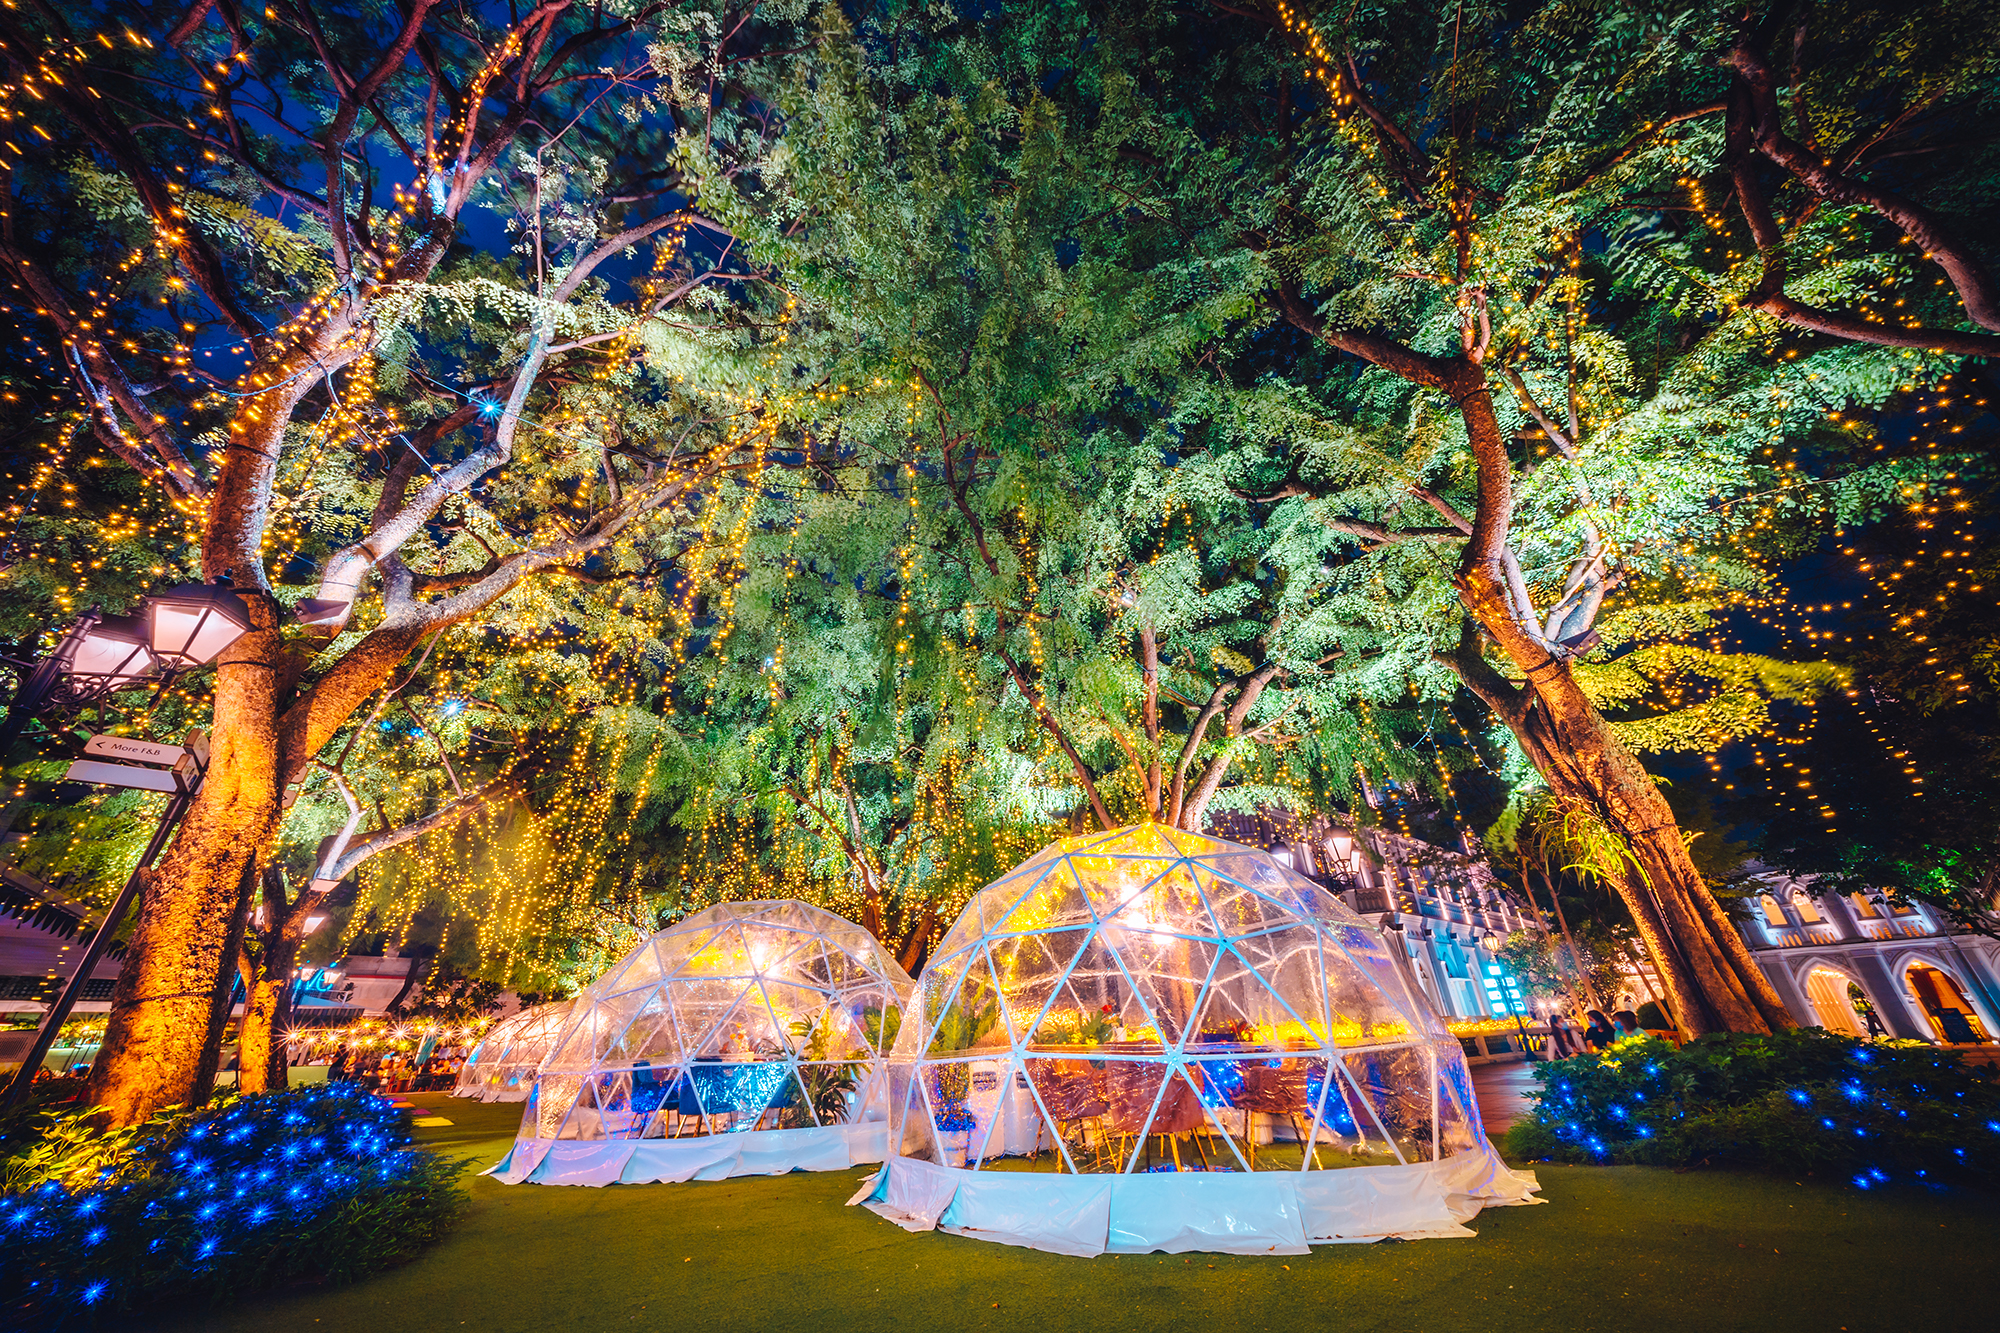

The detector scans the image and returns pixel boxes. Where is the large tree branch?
[998,646,1114,832]
[1167,675,1237,830]
[166,0,221,48]
[325,774,522,882]
[0,180,206,498]
[278,454,717,784]
[1498,364,1576,456]
[1179,658,1284,832]
[1272,280,1459,390]
[314,205,700,630]
[1318,511,1463,549]
[1140,620,1161,818]
[1437,621,1528,727]
[1728,34,2000,334]
[308,402,487,633]
[0,14,264,340]
[1724,41,2000,356]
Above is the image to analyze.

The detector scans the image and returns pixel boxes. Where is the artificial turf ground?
[143,1090,1999,1333]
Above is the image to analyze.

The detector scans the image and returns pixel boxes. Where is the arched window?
[1849,894,1881,919]
[1803,966,1865,1037]
[1759,895,1789,927]
[1794,895,1823,925]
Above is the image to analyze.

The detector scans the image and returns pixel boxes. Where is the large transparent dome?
[453,1000,574,1102]
[884,824,1482,1175]
[521,900,913,1143]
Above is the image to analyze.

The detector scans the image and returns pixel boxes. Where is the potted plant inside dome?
[926,998,998,1165]
[934,1099,978,1167]
[789,1013,860,1126]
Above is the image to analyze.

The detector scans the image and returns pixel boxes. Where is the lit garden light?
[67,613,160,687]
[0,610,160,753]
[0,578,252,757]
[141,577,254,674]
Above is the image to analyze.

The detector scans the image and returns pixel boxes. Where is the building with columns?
[1738,871,1999,1046]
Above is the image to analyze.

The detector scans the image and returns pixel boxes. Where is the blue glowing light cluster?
[1,1084,454,1329]
[1516,1029,2000,1189]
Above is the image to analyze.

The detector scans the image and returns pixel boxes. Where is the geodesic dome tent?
[852,825,1539,1255]
[451,1001,574,1102]
[488,900,913,1186]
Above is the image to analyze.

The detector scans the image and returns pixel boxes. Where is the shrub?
[0,1083,467,1329]
[1505,1028,2000,1189]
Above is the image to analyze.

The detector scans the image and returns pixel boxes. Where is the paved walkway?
[1469,1059,1540,1132]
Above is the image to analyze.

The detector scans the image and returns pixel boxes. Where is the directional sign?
[83,734,186,766]
[64,758,182,793]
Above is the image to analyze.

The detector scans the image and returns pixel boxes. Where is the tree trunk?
[235,975,284,1095]
[236,931,301,1095]
[1468,646,1791,1036]
[1527,854,1602,1012]
[1443,365,1794,1037]
[85,605,287,1123]
[1279,291,1797,1037]
[192,858,259,1105]
[1513,853,1595,1013]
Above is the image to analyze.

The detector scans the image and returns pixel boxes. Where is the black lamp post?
[0,578,252,1104]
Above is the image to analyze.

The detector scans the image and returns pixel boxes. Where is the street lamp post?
[2,768,200,1106]
[0,579,252,1105]
[1484,932,1540,1058]
[0,611,158,755]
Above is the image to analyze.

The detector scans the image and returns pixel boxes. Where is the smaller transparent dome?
[522,901,913,1142]
[453,1000,574,1102]
[884,824,1482,1174]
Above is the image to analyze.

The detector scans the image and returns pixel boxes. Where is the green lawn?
[144,1092,2000,1333]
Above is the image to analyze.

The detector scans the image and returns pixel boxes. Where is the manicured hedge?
[1505,1027,2000,1189]
[0,1083,466,1329]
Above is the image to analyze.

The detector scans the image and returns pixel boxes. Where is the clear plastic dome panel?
[520,900,915,1143]
[453,1000,576,1101]
[888,826,1483,1175]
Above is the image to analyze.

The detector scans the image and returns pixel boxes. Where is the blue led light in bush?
[2,1083,465,1327]
[1509,1029,1998,1190]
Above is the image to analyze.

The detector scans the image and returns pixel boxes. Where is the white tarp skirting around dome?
[484,1120,890,1187]
[849,1146,1539,1256]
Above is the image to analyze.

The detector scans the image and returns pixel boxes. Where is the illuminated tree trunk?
[1276,290,1794,1036]
[1444,367,1794,1037]
[86,602,288,1123]
[236,873,307,1096]
[235,972,289,1095]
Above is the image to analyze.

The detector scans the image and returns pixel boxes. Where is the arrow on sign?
[83,734,187,766]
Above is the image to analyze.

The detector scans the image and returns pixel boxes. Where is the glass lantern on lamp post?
[0,578,253,756]
[142,578,257,673]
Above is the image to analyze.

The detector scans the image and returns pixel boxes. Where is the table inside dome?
[977,1040,1384,1171]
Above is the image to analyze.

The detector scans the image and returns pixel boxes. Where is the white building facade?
[1738,873,2000,1046]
